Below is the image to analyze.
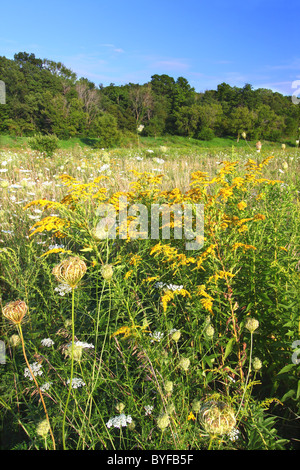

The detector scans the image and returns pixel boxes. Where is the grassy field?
[0,138,299,450]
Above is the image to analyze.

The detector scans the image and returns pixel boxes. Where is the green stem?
[18,323,56,450]
[62,287,76,450]
[236,331,253,420]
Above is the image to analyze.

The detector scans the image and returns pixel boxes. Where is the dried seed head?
[200,400,236,436]
[9,334,21,347]
[2,300,28,325]
[52,256,87,288]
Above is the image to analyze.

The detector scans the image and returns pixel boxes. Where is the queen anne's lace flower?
[106,414,133,429]
[41,338,54,347]
[24,362,43,380]
[67,377,85,389]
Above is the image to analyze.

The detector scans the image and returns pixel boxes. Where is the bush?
[90,114,120,148]
[28,133,59,157]
[197,127,215,141]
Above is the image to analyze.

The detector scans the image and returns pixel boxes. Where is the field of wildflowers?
[0,141,299,450]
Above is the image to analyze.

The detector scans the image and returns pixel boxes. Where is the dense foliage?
[1,52,300,144]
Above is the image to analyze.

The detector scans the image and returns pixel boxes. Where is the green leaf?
[277,363,296,375]
[224,337,236,360]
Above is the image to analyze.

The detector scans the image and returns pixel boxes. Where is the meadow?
[0,138,299,450]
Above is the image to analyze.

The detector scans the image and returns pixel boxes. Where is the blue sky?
[1,0,300,95]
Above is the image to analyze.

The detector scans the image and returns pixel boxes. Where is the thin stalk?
[62,286,76,450]
[17,323,56,450]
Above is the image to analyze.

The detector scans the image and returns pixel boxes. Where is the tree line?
[0,52,299,145]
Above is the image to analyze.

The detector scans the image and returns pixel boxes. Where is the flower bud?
[245,317,259,333]
[164,381,173,394]
[192,399,201,413]
[65,343,83,362]
[252,357,262,371]
[166,403,175,414]
[36,419,50,438]
[178,357,190,371]
[2,300,28,325]
[100,264,114,281]
[115,402,125,413]
[157,413,170,431]
[170,329,181,342]
[205,324,215,338]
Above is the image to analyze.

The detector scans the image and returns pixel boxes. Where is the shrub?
[197,127,215,141]
[28,133,59,157]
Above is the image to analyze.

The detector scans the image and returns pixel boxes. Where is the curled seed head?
[2,300,28,325]
[199,400,236,436]
[52,256,87,288]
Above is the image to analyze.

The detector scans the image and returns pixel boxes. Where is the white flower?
[227,428,240,441]
[74,341,94,349]
[67,377,86,389]
[41,338,54,347]
[149,330,164,343]
[153,158,165,164]
[106,414,133,429]
[40,382,53,392]
[144,405,154,416]
[54,283,73,296]
[24,362,43,380]
[48,244,64,250]
[155,281,183,292]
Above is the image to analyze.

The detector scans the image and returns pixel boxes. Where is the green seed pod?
[245,317,259,333]
[252,357,262,371]
[157,413,170,431]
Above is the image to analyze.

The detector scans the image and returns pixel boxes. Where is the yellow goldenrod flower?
[188,411,196,421]
[237,201,247,211]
